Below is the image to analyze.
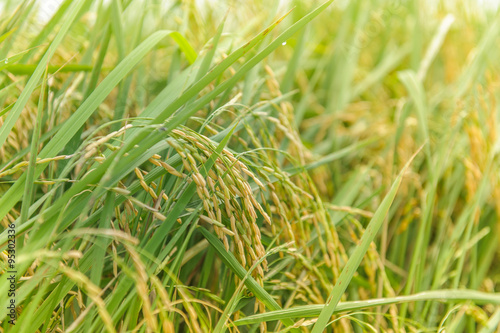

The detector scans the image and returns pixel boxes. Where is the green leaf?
[3,64,95,75]
[234,290,500,326]
[311,147,423,333]
[200,227,298,331]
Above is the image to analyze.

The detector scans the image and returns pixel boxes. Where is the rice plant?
[0,0,499,332]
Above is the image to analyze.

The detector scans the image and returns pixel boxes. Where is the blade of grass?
[3,64,95,74]
[311,146,423,333]
[19,66,47,225]
[233,289,500,325]
[200,227,298,331]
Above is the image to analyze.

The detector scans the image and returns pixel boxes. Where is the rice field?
[0,0,500,332]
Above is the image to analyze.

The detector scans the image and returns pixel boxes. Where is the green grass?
[0,0,499,332]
